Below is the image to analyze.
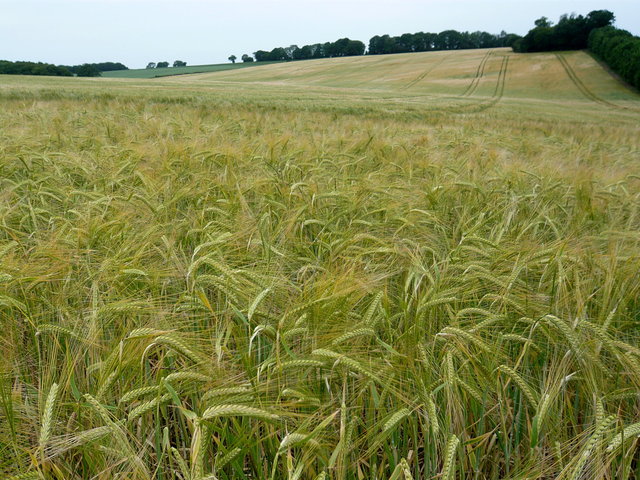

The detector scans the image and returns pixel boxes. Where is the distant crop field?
[1,49,640,480]
[101,61,280,78]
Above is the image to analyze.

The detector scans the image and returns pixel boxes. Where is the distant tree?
[269,47,287,61]
[535,17,552,28]
[586,10,615,30]
[0,60,72,76]
[63,62,128,74]
[331,38,365,57]
[368,35,382,54]
[514,9,614,52]
[241,54,254,62]
[397,33,416,53]
[297,45,313,60]
[146,62,156,69]
[173,60,187,67]
[254,50,269,62]
[284,45,299,61]
[228,55,237,63]
[156,61,169,68]
[413,32,437,51]
[500,32,521,47]
[478,31,498,48]
[310,43,324,58]
[436,30,465,50]
[554,14,587,49]
[93,62,127,71]
[75,63,101,77]
[368,35,397,55]
[529,27,555,50]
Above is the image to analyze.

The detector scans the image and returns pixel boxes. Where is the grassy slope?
[101,61,278,78]
[1,49,640,479]
[180,48,640,103]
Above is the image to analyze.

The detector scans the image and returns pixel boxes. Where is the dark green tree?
[535,17,552,28]
[173,60,187,67]
[228,55,237,63]
[0,60,72,76]
[514,9,614,52]
[586,10,615,30]
[254,50,269,62]
[268,48,287,61]
[76,64,101,77]
[589,26,640,89]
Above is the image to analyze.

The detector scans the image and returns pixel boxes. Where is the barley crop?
[1,48,640,479]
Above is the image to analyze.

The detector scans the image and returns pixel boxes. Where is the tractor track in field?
[555,53,639,111]
[403,54,450,90]
[445,55,509,114]
[461,50,493,97]
[377,54,510,114]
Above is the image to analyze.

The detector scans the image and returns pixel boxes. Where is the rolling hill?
[161,48,640,112]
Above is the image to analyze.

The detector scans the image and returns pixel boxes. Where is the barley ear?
[441,434,460,480]
[39,383,59,454]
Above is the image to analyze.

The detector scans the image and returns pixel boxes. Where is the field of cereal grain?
[1,48,640,479]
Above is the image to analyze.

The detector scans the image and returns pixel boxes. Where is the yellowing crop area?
[1,49,640,479]
[178,48,640,107]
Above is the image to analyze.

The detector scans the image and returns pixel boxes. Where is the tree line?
[512,10,615,52]
[0,60,129,77]
[589,26,640,90]
[240,30,520,64]
[0,60,73,76]
[62,62,128,75]
[251,38,366,62]
[368,30,520,54]
[146,61,187,69]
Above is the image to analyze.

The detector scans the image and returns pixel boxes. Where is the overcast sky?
[1,0,639,68]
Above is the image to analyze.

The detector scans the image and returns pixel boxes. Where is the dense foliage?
[589,26,640,90]
[254,38,366,62]
[0,60,72,76]
[0,61,128,77]
[63,61,128,73]
[74,64,102,77]
[368,30,520,55]
[513,10,614,52]
[253,30,520,62]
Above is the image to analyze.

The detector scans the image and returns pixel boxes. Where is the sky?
[1,0,639,69]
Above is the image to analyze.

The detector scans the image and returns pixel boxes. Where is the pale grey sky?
[1,0,638,68]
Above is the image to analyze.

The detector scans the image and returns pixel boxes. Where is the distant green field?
[102,61,279,78]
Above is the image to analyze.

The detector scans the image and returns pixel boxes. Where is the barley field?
[1,48,640,479]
